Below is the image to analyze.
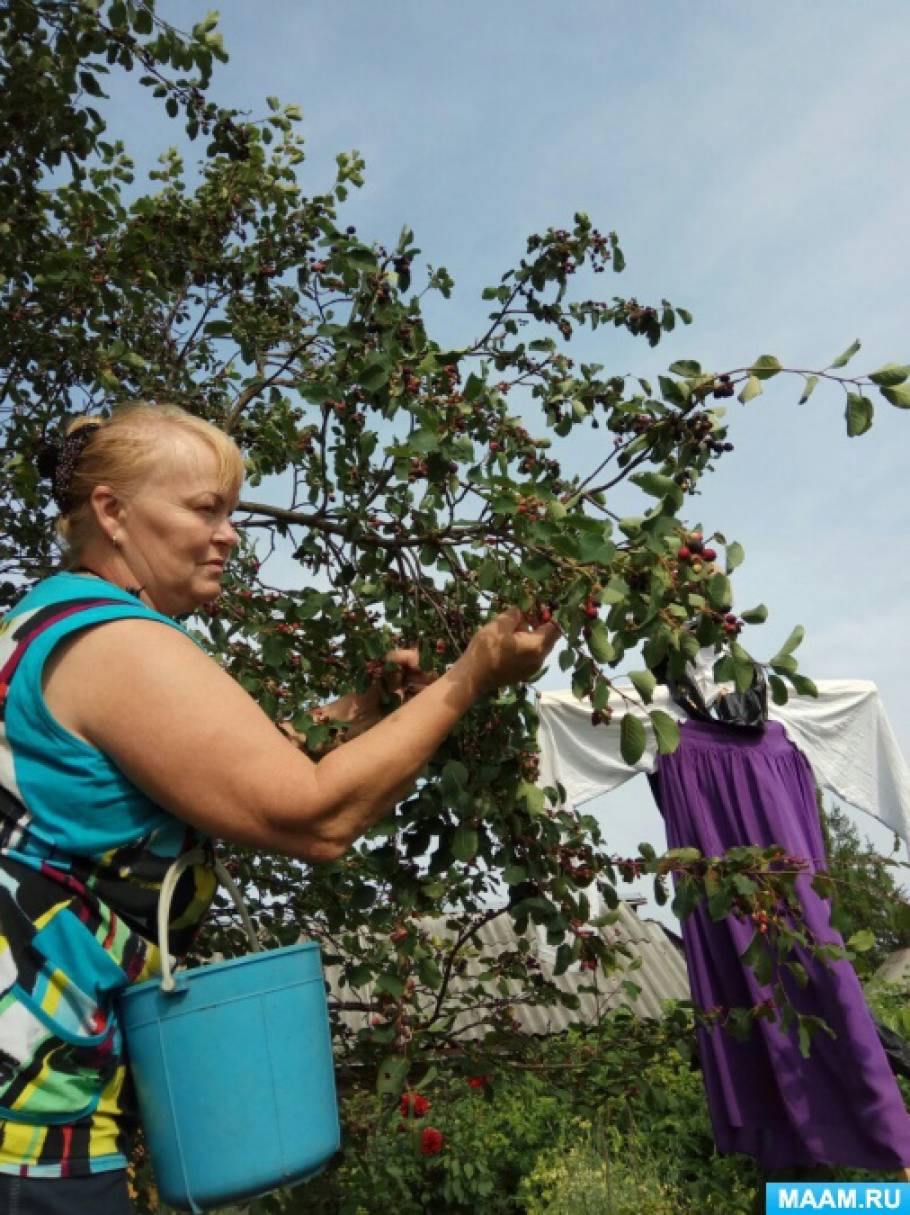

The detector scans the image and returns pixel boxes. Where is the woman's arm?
[280,648,434,750]
[43,609,557,862]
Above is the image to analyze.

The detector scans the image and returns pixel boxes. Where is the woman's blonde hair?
[57,402,244,564]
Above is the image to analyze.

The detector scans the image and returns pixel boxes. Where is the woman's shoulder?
[7,573,183,629]
[1,574,195,663]
[11,571,150,614]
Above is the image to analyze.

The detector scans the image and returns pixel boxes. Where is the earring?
[113,534,121,548]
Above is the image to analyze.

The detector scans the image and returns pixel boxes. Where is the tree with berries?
[2,0,909,1079]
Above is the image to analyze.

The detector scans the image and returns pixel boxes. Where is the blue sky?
[105,3,910,907]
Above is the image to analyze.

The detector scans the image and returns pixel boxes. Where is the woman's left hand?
[381,647,437,704]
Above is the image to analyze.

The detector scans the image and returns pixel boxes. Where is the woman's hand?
[459,607,560,696]
[380,647,437,704]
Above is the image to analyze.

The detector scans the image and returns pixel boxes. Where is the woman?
[0,402,559,1213]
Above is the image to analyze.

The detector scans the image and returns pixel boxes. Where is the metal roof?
[325,900,690,1041]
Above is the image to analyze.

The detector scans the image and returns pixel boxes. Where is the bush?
[245,1004,761,1214]
[517,1118,755,1215]
[517,1118,684,1215]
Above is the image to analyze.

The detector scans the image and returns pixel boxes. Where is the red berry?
[489,441,500,452]
[538,607,552,624]
[724,612,737,624]
[689,531,703,544]
[702,547,717,561]
[677,546,691,561]
[435,639,446,654]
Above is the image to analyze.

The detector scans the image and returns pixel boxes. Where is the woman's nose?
[215,517,241,547]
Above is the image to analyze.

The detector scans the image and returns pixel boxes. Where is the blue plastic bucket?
[117,850,340,1213]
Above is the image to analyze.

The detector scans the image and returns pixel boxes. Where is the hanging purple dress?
[650,717,910,1171]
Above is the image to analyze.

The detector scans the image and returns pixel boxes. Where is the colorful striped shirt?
[0,574,216,1177]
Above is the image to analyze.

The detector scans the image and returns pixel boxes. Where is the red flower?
[467,1075,488,1090]
[400,1091,430,1118]
[420,1126,444,1156]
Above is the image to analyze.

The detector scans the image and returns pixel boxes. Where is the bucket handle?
[157,847,262,994]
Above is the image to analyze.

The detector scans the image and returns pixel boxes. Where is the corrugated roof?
[325,900,690,1041]
[875,947,910,985]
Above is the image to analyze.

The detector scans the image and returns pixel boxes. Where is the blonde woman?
[0,403,558,1213]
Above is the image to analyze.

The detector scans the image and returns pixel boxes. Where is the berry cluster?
[713,373,735,399]
[676,531,717,565]
[608,407,734,462]
[721,611,744,636]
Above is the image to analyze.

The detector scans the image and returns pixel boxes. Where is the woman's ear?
[88,484,125,545]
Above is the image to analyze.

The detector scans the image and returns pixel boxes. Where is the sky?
[101,2,910,915]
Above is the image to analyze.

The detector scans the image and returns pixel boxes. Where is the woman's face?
[112,431,241,616]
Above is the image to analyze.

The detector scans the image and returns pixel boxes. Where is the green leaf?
[452,825,478,862]
[740,603,768,624]
[788,673,818,698]
[880,382,910,409]
[657,376,690,407]
[376,1054,410,1097]
[828,338,861,370]
[797,1020,813,1059]
[706,572,732,611]
[375,973,406,999]
[629,670,656,703]
[786,961,808,989]
[417,957,443,988]
[738,375,762,403]
[620,713,647,765]
[733,656,755,694]
[442,759,469,788]
[725,541,745,572]
[587,620,615,664]
[798,374,819,405]
[845,393,874,437]
[519,781,546,816]
[408,429,439,454]
[503,863,528,886]
[775,624,805,657]
[649,710,680,755]
[847,928,875,953]
[740,930,773,986]
[361,361,390,392]
[668,359,701,377]
[713,656,735,683]
[750,354,782,380]
[868,363,910,387]
[768,674,789,706]
[576,533,616,566]
[261,634,289,669]
[631,471,679,500]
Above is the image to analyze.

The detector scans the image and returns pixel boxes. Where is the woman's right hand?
[459,607,561,696]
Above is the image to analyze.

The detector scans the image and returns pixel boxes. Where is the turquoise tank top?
[0,573,217,1177]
